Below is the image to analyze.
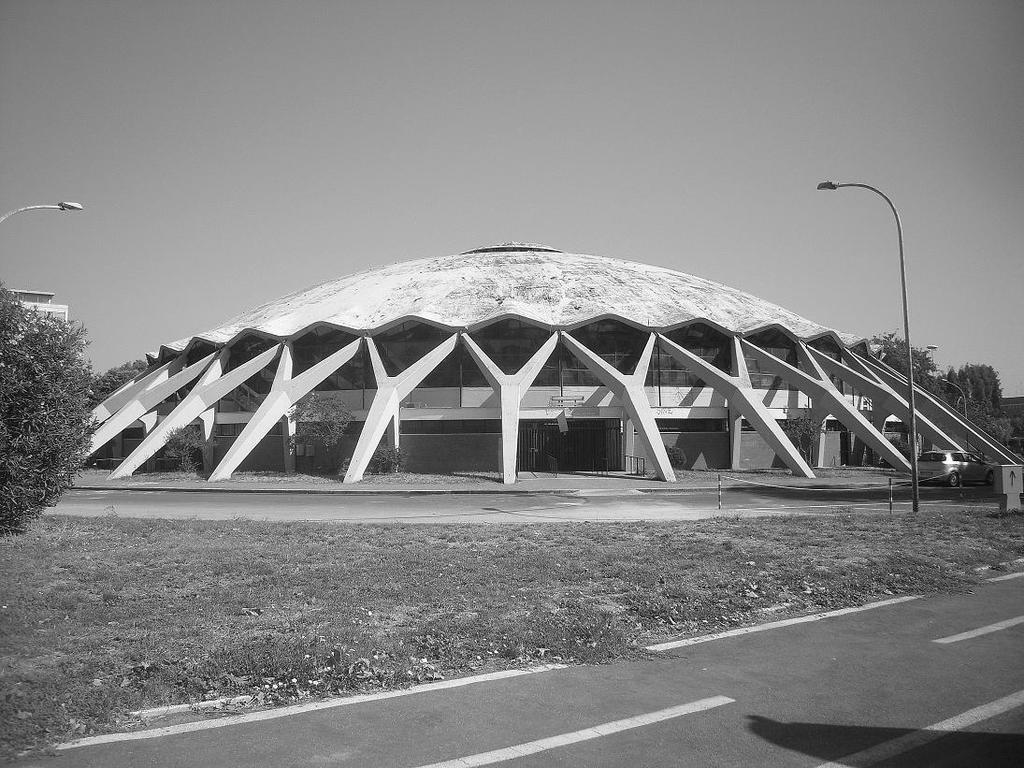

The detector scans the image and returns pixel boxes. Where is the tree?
[872,333,1015,450]
[291,393,355,472]
[89,358,149,408]
[943,363,1002,415]
[870,332,941,396]
[780,413,820,462]
[1,285,94,534]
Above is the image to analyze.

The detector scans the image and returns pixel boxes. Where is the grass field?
[2,507,1022,758]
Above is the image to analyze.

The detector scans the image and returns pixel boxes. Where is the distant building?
[12,289,68,321]
[1004,396,1024,417]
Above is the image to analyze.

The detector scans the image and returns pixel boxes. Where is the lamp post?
[0,201,84,226]
[817,181,920,513]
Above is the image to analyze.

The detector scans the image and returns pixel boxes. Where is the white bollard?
[994,466,1023,514]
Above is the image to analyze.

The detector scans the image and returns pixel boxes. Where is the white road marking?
[813,688,1024,768]
[933,615,1024,644]
[646,596,920,651]
[56,664,566,750]
[987,571,1024,582]
[408,696,734,768]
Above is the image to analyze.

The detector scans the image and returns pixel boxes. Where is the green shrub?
[163,426,206,474]
[367,445,407,474]
[1,285,93,534]
[665,445,688,468]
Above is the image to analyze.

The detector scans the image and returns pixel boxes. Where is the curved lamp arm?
[0,202,84,226]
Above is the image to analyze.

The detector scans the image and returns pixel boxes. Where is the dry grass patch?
[2,508,1022,758]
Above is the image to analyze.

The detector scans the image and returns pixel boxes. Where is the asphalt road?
[51,485,998,524]
[27,573,1024,767]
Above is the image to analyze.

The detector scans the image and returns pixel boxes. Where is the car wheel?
[985,470,994,486]
[947,471,962,488]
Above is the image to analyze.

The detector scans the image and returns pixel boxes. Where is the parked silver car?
[916,450,997,487]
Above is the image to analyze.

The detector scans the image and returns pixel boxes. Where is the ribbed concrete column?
[806,347,964,452]
[560,331,675,482]
[344,335,458,483]
[89,351,219,455]
[462,332,559,484]
[623,418,636,464]
[209,338,362,481]
[91,359,179,426]
[110,344,282,479]
[658,334,814,478]
[854,352,1020,463]
[739,339,912,472]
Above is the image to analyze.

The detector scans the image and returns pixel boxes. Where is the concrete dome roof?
[160,245,862,355]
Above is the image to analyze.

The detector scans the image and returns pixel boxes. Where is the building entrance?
[517,419,622,473]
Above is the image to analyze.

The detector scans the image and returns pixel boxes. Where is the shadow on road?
[747,714,1024,766]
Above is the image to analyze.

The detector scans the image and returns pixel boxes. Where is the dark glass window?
[292,329,374,391]
[401,419,502,434]
[655,419,727,432]
[567,320,648,375]
[373,322,453,378]
[531,344,603,387]
[469,319,553,376]
[185,340,219,366]
[744,329,797,390]
[650,323,732,387]
[226,335,277,373]
[809,337,846,392]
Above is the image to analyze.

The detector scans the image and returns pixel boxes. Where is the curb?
[72,481,905,496]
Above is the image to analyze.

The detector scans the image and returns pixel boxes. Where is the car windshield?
[919,452,946,462]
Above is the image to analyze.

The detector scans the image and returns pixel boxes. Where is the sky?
[2,0,1023,392]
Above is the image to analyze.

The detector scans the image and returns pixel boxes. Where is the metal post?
[889,477,893,516]
[818,181,920,513]
[718,473,722,510]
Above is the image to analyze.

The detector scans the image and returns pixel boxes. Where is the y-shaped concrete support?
[109,344,282,479]
[343,335,459,483]
[209,338,362,480]
[658,335,814,478]
[89,352,218,456]
[560,331,676,482]
[805,347,964,452]
[740,339,912,472]
[853,352,1020,464]
[91,359,180,427]
[462,332,559,484]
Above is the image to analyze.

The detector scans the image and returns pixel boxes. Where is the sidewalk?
[75,467,907,495]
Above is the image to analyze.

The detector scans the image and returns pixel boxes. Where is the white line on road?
[933,615,1024,644]
[813,688,1024,768]
[987,571,1024,582]
[408,696,734,768]
[57,664,566,751]
[646,596,920,651]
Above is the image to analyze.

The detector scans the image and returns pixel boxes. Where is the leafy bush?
[163,426,206,474]
[292,393,355,472]
[367,445,407,474]
[665,445,688,468]
[1,285,94,534]
[781,414,820,462]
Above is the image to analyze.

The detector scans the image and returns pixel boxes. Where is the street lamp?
[0,201,84,226]
[818,181,921,513]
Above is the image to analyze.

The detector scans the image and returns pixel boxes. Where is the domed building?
[89,243,1017,482]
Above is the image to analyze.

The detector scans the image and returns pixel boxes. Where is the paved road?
[52,485,997,524]
[26,574,1024,767]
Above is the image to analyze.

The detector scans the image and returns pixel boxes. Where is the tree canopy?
[89,359,149,408]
